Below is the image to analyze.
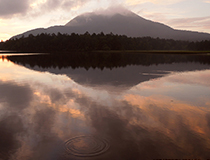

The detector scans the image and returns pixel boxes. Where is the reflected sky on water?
[0,55,210,160]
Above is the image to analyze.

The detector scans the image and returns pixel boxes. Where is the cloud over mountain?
[0,0,30,17]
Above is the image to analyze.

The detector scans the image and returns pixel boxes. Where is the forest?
[0,32,210,52]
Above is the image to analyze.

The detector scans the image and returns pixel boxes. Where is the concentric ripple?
[64,135,110,157]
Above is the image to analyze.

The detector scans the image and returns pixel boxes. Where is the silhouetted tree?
[0,32,209,52]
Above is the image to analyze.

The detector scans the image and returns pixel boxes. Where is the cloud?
[166,16,210,32]
[75,91,210,159]
[0,0,91,19]
[0,114,25,159]
[93,5,132,16]
[0,0,30,17]
[126,0,183,5]
[0,81,33,110]
[33,0,91,13]
[141,11,210,33]
[204,0,210,3]
[168,16,210,26]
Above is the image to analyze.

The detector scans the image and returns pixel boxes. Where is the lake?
[0,52,210,160]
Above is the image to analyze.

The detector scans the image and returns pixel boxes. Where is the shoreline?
[0,50,210,55]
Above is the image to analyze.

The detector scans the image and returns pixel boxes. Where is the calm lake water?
[0,53,210,160]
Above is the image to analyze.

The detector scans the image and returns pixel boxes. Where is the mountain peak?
[65,6,137,27]
[93,6,134,17]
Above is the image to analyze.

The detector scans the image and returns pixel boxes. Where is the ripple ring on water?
[64,135,110,157]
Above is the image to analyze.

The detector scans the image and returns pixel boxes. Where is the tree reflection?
[8,53,210,70]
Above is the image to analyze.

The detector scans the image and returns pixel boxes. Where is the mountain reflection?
[7,53,210,90]
[0,55,210,159]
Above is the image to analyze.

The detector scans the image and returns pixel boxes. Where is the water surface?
[0,53,210,160]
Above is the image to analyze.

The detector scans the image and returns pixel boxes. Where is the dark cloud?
[0,81,33,110]
[33,107,56,135]
[0,0,30,17]
[0,114,25,160]
[47,88,63,103]
[44,0,61,10]
[0,0,90,18]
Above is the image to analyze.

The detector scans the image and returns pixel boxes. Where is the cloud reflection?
[0,59,210,159]
[0,114,24,160]
[0,81,33,110]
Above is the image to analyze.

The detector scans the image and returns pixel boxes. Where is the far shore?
[93,50,210,55]
[0,50,210,55]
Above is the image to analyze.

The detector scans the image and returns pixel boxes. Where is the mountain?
[12,7,210,41]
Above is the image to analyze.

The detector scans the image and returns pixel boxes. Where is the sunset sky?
[0,0,210,41]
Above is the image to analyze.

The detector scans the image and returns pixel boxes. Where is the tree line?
[0,32,210,52]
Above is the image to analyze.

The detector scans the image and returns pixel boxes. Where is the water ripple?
[64,135,110,157]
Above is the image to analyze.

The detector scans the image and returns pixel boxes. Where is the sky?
[0,0,210,41]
